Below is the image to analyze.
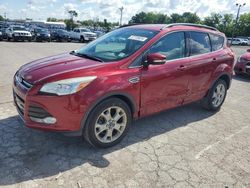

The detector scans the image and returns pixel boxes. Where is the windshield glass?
[13,26,26,31]
[75,28,158,62]
[36,28,49,33]
[81,28,91,32]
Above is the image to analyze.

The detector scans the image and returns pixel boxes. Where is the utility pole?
[231,3,246,45]
[119,6,124,26]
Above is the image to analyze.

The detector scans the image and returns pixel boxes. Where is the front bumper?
[36,35,50,41]
[85,36,97,41]
[13,75,87,133]
[234,61,250,75]
[13,35,32,41]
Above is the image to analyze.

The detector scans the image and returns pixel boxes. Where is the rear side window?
[189,32,211,56]
[210,34,224,51]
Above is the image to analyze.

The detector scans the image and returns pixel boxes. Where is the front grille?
[14,92,25,116]
[28,104,52,119]
[15,73,33,89]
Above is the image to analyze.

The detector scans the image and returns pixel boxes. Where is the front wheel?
[83,98,132,148]
[201,79,227,111]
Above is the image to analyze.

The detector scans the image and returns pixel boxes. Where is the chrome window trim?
[129,29,225,69]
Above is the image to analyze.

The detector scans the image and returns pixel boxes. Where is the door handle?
[212,58,217,61]
[177,65,187,71]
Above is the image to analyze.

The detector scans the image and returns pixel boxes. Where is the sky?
[0,0,249,24]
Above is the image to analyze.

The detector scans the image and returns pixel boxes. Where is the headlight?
[48,34,51,37]
[37,33,40,36]
[40,76,97,96]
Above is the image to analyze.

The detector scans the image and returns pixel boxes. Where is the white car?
[6,25,32,42]
[70,28,97,42]
[227,38,242,45]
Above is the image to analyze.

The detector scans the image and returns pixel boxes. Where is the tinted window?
[189,32,211,56]
[210,34,224,51]
[149,32,185,61]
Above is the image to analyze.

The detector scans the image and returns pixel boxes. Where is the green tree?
[0,15,4,21]
[182,12,200,23]
[68,10,78,20]
[237,13,250,37]
[47,17,60,22]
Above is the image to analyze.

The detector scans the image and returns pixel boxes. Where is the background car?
[70,27,97,42]
[31,27,51,42]
[6,25,32,42]
[234,49,250,76]
[50,29,71,42]
[0,30,3,41]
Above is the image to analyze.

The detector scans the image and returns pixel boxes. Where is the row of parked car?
[0,25,105,42]
[227,37,250,46]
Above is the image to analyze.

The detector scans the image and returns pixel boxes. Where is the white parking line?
[195,125,249,159]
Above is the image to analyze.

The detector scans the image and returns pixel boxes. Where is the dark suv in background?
[50,29,71,42]
[13,23,234,148]
[31,27,51,42]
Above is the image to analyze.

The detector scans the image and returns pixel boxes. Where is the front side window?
[76,28,158,62]
[210,34,224,51]
[189,32,211,56]
[149,32,185,61]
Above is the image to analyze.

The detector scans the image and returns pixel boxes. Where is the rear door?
[183,31,217,104]
[140,31,190,116]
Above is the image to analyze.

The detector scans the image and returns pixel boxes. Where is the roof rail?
[118,23,145,28]
[161,23,218,31]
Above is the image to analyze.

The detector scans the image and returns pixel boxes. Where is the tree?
[129,12,169,24]
[68,10,78,20]
[0,15,4,21]
[237,13,250,37]
[182,12,200,23]
[47,17,60,22]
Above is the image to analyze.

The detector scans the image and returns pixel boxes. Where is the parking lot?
[0,42,250,187]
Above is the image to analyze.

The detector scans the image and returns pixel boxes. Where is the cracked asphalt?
[0,42,250,187]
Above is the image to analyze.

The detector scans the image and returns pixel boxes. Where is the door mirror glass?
[146,53,166,65]
[247,49,250,53]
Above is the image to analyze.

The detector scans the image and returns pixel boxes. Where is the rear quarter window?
[210,34,224,51]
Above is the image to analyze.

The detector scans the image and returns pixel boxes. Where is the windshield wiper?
[70,51,103,62]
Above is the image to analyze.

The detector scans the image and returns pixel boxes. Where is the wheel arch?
[80,92,137,133]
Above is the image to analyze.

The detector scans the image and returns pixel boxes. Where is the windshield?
[13,26,26,31]
[36,28,49,33]
[75,28,158,62]
[81,28,91,32]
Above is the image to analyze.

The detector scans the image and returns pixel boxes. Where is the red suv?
[13,24,235,147]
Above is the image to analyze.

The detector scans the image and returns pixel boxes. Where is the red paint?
[13,24,234,133]
[234,49,250,75]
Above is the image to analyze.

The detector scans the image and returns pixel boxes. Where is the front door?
[140,31,190,117]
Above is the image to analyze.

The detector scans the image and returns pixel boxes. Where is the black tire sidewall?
[84,98,132,148]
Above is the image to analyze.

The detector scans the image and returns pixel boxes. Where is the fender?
[64,91,137,136]
[209,63,232,90]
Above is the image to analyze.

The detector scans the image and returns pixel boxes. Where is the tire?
[80,36,85,43]
[83,98,132,148]
[201,79,227,111]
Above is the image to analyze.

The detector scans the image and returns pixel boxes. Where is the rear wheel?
[201,79,227,111]
[83,98,132,148]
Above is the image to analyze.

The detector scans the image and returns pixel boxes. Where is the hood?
[241,51,250,60]
[13,30,31,34]
[84,32,96,36]
[18,53,103,84]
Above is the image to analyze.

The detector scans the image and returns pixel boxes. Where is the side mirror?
[247,49,250,53]
[146,53,166,65]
